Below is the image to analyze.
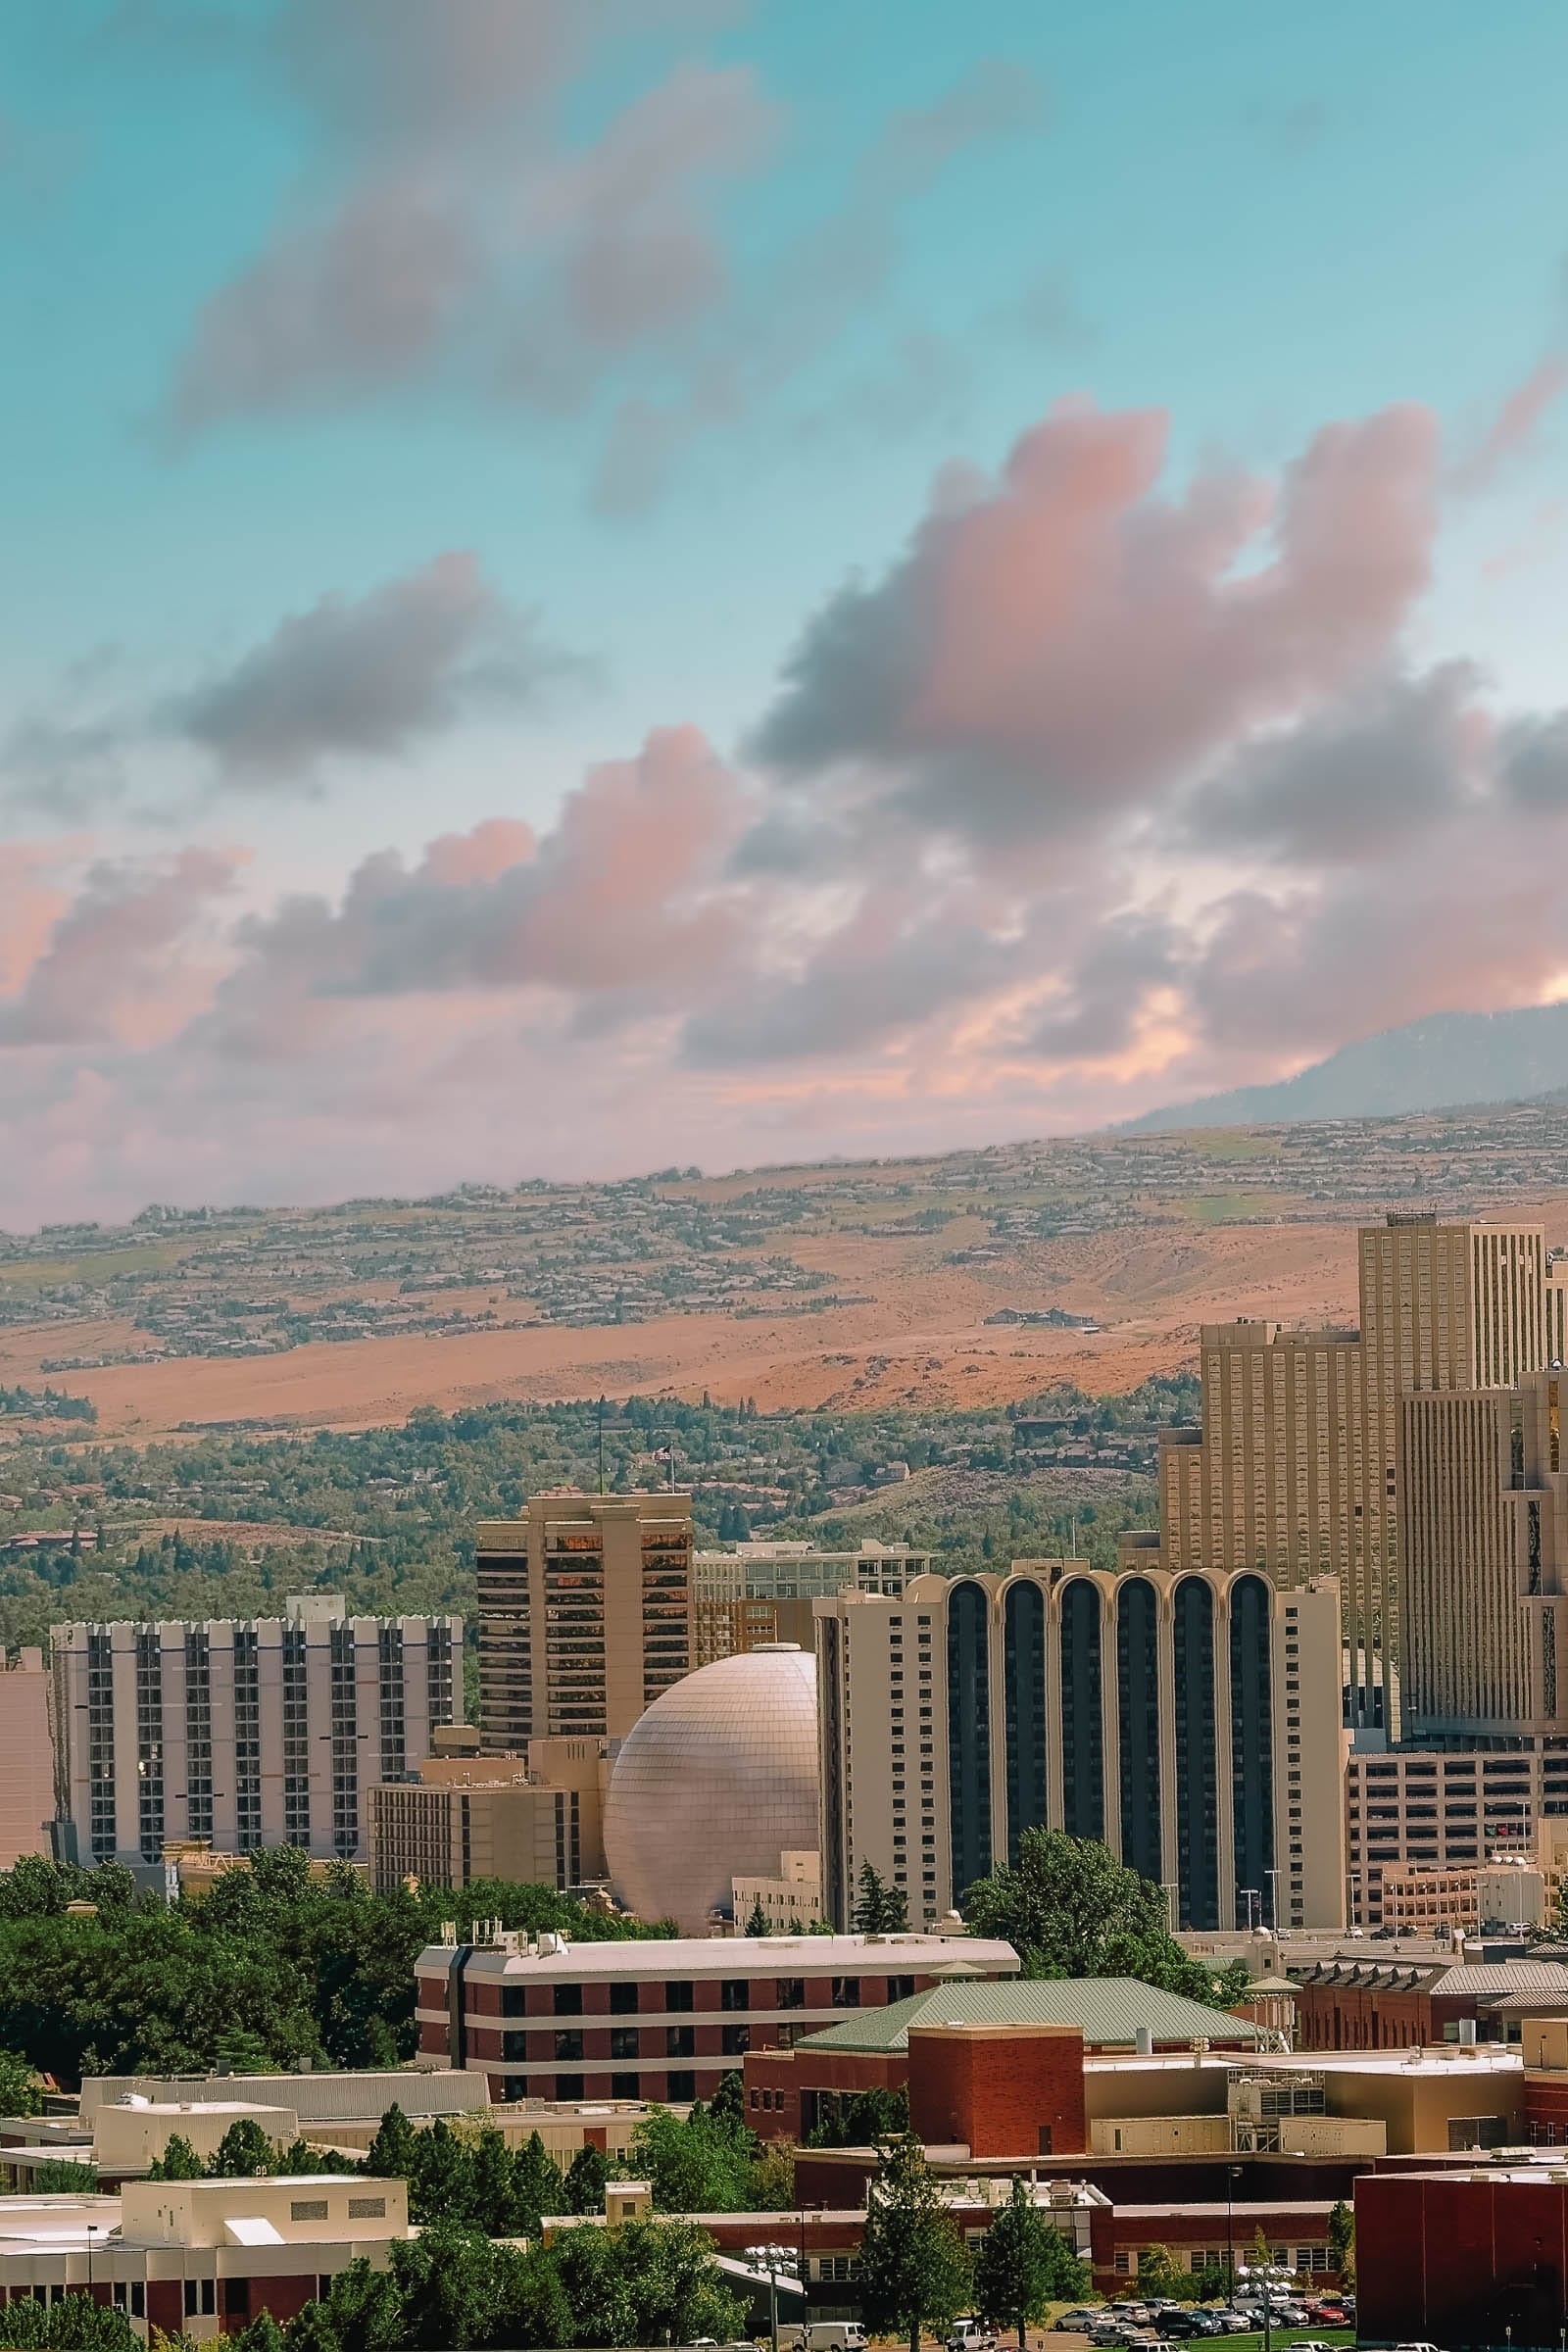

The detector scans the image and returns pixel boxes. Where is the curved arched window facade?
[1003,1578,1048,1864]
[1117,1578,1162,1886]
[1173,1577,1218,1930]
[1058,1580,1103,1839]
[1230,1574,1275,1924]
[947,1580,992,1899]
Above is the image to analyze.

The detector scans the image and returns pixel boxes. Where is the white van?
[795,2326,867,2352]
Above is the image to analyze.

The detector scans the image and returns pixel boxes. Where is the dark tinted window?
[553,1984,583,2016]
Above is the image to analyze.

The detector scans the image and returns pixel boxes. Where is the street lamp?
[1225,2167,1242,2301]
[746,2241,800,2352]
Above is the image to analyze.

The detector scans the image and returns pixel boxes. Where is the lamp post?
[1240,1889,1259,1933]
[746,2241,799,2352]
[1225,2167,1241,2302]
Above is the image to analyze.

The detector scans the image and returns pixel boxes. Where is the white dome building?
[604,1643,819,1934]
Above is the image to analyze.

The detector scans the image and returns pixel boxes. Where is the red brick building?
[1357,2168,1568,2346]
[744,1976,1258,2144]
[1292,1959,1568,2053]
[416,1928,1018,2105]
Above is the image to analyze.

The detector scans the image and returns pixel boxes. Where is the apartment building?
[1345,1746,1568,1926]
[368,1737,610,1894]
[415,1925,1017,2106]
[475,1493,693,1748]
[50,1596,460,1869]
[692,1541,928,1663]
[815,1565,1346,1935]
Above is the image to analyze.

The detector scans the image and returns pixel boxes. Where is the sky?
[6,0,1568,1229]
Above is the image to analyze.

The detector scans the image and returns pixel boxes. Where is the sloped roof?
[797,1977,1259,2055]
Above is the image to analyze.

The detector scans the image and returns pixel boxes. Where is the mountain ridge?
[1118,1002,1568,1134]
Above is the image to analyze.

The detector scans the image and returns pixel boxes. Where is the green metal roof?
[798,1977,1260,2055]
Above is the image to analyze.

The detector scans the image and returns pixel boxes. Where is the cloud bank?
[8,385,1568,1227]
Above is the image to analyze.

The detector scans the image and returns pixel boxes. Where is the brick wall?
[907,2026,1087,2160]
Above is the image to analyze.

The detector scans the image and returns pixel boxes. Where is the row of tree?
[862,2137,1089,2352]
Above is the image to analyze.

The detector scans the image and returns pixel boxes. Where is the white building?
[50,1596,460,1869]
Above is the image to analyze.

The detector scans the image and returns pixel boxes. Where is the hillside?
[3,1096,1568,1437]
[1120,1003,1568,1133]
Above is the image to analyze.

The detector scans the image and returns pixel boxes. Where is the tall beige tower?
[1159,1214,1554,1742]
[476,1493,694,1749]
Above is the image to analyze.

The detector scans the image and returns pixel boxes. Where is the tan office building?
[815,1564,1345,1935]
[0,1647,53,1870]
[368,1737,610,1893]
[1157,1214,1558,1740]
[1401,1365,1568,1742]
[476,1493,694,1748]
[692,1540,927,1662]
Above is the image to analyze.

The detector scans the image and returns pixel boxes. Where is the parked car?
[1055,2315,1102,2332]
[794,2328,867,2352]
[949,2323,996,2352]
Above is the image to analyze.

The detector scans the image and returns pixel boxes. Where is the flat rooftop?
[425,1933,1020,1975]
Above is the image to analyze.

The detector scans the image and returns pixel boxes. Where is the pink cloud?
[754,397,1440,848]
[1452,358,1568,496]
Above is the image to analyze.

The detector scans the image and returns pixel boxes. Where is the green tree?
[407,2119,473,2225]
[360,2105,419,2183]
[960,1830,1249,2006]
[858,2133,972,2352]
[751,2136,797,2211]
[389,2227,500,2350]
[564,2140,613,2216]
[746,1897,770,1936]
[209,2118,278,2178]
[215,2026,274,2075]
[30,2160,100,2193]
[0,2045,44,2115]
[633,2101,757,2213]
[514,2132,568,2231]
[1327,2199,1354,2287]
[708,2070,748,2132]
[490,2241,574,2350]
[148,2134,205,2181]
[469,2126,526,2237]
[286,2256,404,2352]
[0,2293,137,2351]
[228,2316,288,2352]
[805,2084,909,2148]
[852,1863,909,1935]
[974,2178,1087,2349]
[1131,2247,1184,2300]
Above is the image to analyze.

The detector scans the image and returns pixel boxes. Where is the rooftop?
[797,1978,1261,2055]
[424,1932,1020,1977]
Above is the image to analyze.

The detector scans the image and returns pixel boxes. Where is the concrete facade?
[816,1566,1345,1935]
[49,1596,459,1868]
[368,1737,610,1893]
[476,1493,693,1748]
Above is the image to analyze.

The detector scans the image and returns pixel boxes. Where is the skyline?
[8,2,1568,1226]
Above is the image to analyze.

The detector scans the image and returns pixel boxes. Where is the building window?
[611,2027,640,2060]
[720,1980,750,2011]
[777,1979,806,2010]
[291,2201,329,2222]
[666,2025,695,2058]
[831,1978,861,2007]
[556,2075,584,2101]
[663,1981,695,2012]
[348,2197,386,2220]
[555,2031,584,2063]
[612,2073,639,2100]
[722,2024,751,2057]
[610,1982,639,2015]
[553,1984,584,2016]
[666,2071,696,2101]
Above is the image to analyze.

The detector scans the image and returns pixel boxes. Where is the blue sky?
[3,0,1568,1222]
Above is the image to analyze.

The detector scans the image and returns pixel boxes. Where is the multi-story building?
[1401,1366,1568,1744]
[1158,1215,1559,1740]
[814,1565,1346,1935]
[50,1596,460,1870]
[0,2176,412,2341]
[0,1646,54,1870]
[692,1542,928,1664]
[476,1494,693,1749]
[415,1925,1017,2106]
[368,1737,610,1894]
[1346,1746,1568,1926]
[1376,1823,1568,1936]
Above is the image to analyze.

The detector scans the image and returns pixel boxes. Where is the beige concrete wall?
[95,2103,298,2172]
[0,1650,52,1871]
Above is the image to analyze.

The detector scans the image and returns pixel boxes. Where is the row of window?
[511,1974,896,2019]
